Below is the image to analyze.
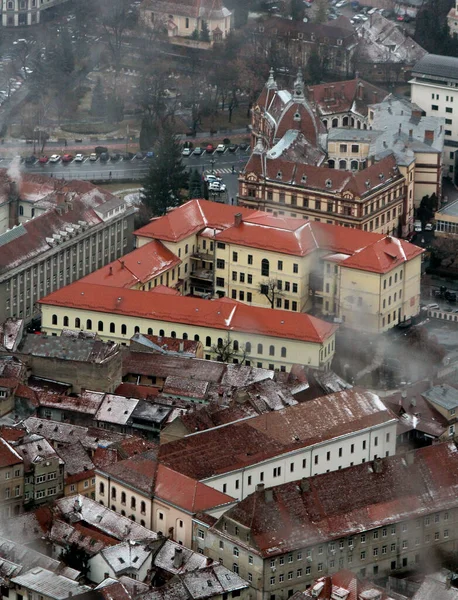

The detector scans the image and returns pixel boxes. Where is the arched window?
[121,491,126,505]
[261,259,269,277]
[19,205,24,216]
[323,120,328,129]
[351,160,358,171]
[131,497,136,509]
[171,331,176,338]
[75,318,80,328]
[339,159,346,170]
[342,116,349,126]
[269,345,275,356]
[99,482,105,495]
[332,118,338,128]
[134,326,140,334]
[121,324,127,335]
[121,510,126,516]
[217,338,223,348]
[245,341,252,353]
[86,319,92,330]
[31,208,35,217]
[110,323,115,333]
[52,314,58,325]
[357,121,361,129]
[141,519,145,527]
[98,320,104,332]
[141,501,146,514]
[183,332,188,340]
[159,329,165,336]
[328,159,335,169]
[233,340,239,351]
[257,343,263,354]
[206,336,211,347]
[194,334,200,341]
[111,487,116,499]
[148,328,153,335]
[63,316,68,327]
[131,515,136,522]
[281,347,287,358]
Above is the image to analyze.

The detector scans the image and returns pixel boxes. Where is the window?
[217,259,225,269]
[52,314,58,325]
[278,260,283,271]
[98,320,104,332]
[257,343,263,354]
[206,336,211,347]
[233,546,239,557]
[249,555,253,564]
[248,254,253,265]
[75,317,81,328]
[233,251,238,262]
[269,345,275,356]
[447,107,453,113]
[261,259,269,277]
[110,322,115,333]
[361,551,366,560]
[141,501,146,514]
[432,105,439,111]
[121,324,127,335]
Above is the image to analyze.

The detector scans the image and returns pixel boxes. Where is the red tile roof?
[134,200,260,242]
[40,283,337,344]
[308,78,388,118]
[0,438,23,468]
[0,426,25,443]
[159,388,395,480]
[81,240,181,288]
[217,442,458,557]
[114,383,160,400]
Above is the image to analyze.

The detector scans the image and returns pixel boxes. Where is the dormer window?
[337,39,342,45]
[311,33,316,41]
[325,179,332,188]
[277,171,282,179]
[298,32,303,39]
[259,25,264,32]
[379,173,385,180]
[294,112,301,121]
[301,175,307,183]
[365,180,371,188]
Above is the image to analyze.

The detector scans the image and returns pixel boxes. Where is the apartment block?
[0,438,23,517]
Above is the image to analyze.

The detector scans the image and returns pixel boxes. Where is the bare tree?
[211,334,247,363]
[259,279,284,309]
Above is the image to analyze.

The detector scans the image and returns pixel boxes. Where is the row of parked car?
[182,142,249,157]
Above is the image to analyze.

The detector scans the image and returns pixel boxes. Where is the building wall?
[40,305,336,372]
[65,475,95,499]
[24,457,64,506]
[0,461,24,518]
[196,421,397,501]
[0,208,135,323]
[152,497,193,547]
[141,8,231,40]
[95,473,152,530]
[204,505,458,600]
[410,79,458,178]
[88,552,152,584]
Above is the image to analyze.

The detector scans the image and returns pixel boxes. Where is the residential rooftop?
[422,384,458,411]
[11,568,91,600]
[412,53,458,83]
[19,335,120,363]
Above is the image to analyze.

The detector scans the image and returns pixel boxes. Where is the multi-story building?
[158,388,398,501]
[15,435,64,506]
[0,437,23,518]
[95,453,237,546]
[39,199,423,334]
[0,175,135,323]
[0,0,70,26]
[200,442,458,599]
[410,54,458,179]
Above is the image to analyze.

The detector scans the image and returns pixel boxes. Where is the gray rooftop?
[327,129,379,143]
[436,199,458,218]
[19,334,119,363]
[412,54,458,83]
[12,568,91,600]
[422,384,458,411]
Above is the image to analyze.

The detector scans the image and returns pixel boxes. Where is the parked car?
[24,155,36,165]
[49,154,60,163]
[445,291,457,302]
[123,152,135,160]
[425,223,434,231]
[205,174,222,183]
[111,153,121,162]
[94,146,108,155]
[335,0,348,8]
[38,155,49,163]
[100,152,110,162]
[228,144,238,152]
[135,152,144,160]
[61,154,74,163]
[425,303,439,310]
[74,153,84,162]
[146,151,154,159]
[216,144,226,153]
[89,153,98,161]
[206,144,215,153]
[182,147,192,157]
[414,219,422,232]
[209,181,227,192]
[239,142,249,151]
[193,147,203,156]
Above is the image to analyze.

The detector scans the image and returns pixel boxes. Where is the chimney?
[265,489,273,503]
[256,483,265,493]
[179,341,184,352]
[411,108,423,119]
[206,557,213,566]
[109,266,113,276]
[406,450,415,466]
[424,130,434,143]
[121,260,125,269]
[173,547,183,569]
[357,83,364,100]
[300,477,310,493]
[234,213,243,227]
[409,129,413,139]
[373,457,383,473]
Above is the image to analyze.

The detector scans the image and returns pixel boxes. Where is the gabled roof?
[40,283,337,344]
[81,240,180,288]
[308,78,388,118]
[0,438,23,468]
[159,388,395,480]
[215,442,458,557]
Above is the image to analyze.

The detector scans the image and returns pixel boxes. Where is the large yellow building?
[39,200,423,347]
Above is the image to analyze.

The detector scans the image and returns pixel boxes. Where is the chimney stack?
[256,483,265,493]
[265,489,273,503]
[173,547,184,569]
[406,450,415,466]
[234,213,243,227]
[121,260,125,270]
[424,130,434,144]
[373,457,383,473]
[179,341,184,352]
[299,477,310,493]
[109,266,113,276]
[206,557,213,566]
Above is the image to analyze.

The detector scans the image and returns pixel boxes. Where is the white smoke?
[7,155,23,191]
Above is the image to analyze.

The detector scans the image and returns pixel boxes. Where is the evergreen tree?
[191,28,200,39]
[314,0,328,24]
[140,115,156,151]
[307,51,322,84]
[291,0,305,21]
[142,127,189,216]
[91,77,106,117]
[189,169,203,199]
[60,544,90,577]
[200,20,210,42]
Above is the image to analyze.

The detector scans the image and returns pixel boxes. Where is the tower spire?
[293,68,305,100]
[266,67,277,90]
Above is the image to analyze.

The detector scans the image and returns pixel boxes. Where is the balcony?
[191,251,214,262]
[190,268,213,282]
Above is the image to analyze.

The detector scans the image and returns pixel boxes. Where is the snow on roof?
[100,541,153,574]
[11,568,91,600]
[95,395,139,425]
